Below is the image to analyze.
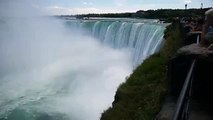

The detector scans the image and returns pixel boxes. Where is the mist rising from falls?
[0,17,132,120]
[65,19,165,67]
[0,2,133,120]
[0,1,166,120]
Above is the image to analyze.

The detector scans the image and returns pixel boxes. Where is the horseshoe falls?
[66,19,165,68]
[0,17,165,120]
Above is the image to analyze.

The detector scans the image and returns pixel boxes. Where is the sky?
[4,0,213,15]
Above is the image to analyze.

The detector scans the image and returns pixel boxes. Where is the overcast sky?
[2,0,213,15]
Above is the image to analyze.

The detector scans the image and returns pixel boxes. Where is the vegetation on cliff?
[100,21,183,120]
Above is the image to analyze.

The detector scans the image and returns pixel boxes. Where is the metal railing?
[172,60,196,120]
[172,34,200,120]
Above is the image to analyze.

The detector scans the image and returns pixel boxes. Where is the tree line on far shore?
[59,8,212,21]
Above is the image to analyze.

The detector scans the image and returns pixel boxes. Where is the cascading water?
[0,18,132,120]
[0,2,166,119]
[65,19,165,68]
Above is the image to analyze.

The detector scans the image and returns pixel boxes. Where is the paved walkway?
[189,100,213,120]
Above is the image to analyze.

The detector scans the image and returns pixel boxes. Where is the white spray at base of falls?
[0,1,165,120]
[66,19,166,68]
[0,17,132,120]
[0,5,132,120]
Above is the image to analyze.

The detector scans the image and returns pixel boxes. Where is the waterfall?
[0,1,166,119]
[66,19,165,68]
[0,16,166,120]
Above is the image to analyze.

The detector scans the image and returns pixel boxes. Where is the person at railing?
[192,18,203,31]
[201,9,213,50]
[183,18,203,45]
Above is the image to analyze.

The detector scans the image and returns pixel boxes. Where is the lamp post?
[201,3,203,9]
[185,4,188,10]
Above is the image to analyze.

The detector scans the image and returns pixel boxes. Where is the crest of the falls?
[66,19,166,68]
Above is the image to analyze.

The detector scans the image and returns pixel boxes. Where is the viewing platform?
[157,26,213,119]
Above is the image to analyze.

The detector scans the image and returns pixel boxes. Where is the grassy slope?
[101,21,183,120]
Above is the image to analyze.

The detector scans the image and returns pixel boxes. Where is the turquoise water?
[0,18,165,120]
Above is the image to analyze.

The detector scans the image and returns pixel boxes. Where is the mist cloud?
[0,1,132,120]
